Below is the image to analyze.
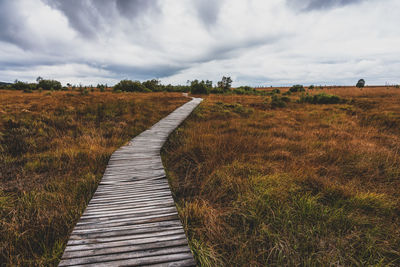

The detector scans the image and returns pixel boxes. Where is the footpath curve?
[59,97,203,267]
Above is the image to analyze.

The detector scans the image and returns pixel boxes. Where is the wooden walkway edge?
[59,97,203,267]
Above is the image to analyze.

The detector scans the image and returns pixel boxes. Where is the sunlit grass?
[0,90,188,266]
[163,87,400,266]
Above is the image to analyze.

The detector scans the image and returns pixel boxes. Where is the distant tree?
[356,79,365,88]
[289,84,305,92]
[38,79,62,90]
[12,80,35,91]
[217,76,232,91]
[142,79,161,91]
[190,80,210,95]
[36,76,43,83]
[114,80,146,92]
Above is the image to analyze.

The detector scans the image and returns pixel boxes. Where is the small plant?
[272,88,281,94]
[190,80,210,95]
[289,84,305,93]
[270,95,289,108]
[81,89,89,96]
[299,93,342,104]
[283,90,292,96]
[356,79,365,88]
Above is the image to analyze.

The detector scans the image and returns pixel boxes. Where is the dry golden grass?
[163,87,400,266]
[0,90,188,266]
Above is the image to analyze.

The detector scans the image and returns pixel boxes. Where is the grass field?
[162,87,400,266]
[0,90,188,266]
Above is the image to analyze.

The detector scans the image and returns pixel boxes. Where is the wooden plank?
[76,253,195,267]
[59,245,191,266]
[61,238,190,260]
[69,226,183,240]
[67,229,184,246]
[71,220,183,235]
[59,98,202,266]
[73,213,179,229]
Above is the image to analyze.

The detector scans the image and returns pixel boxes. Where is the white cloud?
[0,0,399,86]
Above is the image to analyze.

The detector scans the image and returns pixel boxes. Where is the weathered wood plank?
[59,98,202,266]
[76,253,196,267]
[59,245,191,266]
[61,238,190,261]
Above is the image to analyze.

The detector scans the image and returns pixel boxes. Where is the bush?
[217,76,232,92]
[81,89,89,96]
[237,86,253,91]
[190,80,210,95]
[356,79,365,88]
[270,95,289,108]
[289,84,305,93]
[210,87,225,94]
[299,93,342,104]
[114,80,146,92]
[309,85,315,90]
[142,79,161,92]
[283,90,292,96]
[12,81,35,91]
[38,79,62,91]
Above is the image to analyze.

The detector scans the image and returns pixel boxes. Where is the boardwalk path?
[59,98,202,267]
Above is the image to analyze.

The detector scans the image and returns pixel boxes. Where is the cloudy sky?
[0,0,399,86]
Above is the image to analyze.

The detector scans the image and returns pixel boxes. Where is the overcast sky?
[0,0,399,86]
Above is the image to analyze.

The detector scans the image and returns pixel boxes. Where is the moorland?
[1,83,399,266]
[163,86,400,266]
[0,89,188,266]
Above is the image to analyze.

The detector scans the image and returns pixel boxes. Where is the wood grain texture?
[59,98,202,267]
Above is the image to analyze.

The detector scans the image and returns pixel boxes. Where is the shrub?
[81,89,89,96]
[356,79,365,88]
[210,87,225,94]
[38,79,62,90]
[233,88,249,95]
[299,93,342,104]
[190,80,210,95]
[142,79,161,91]
[114,80,146,92]
[309,85,315,90]
[12,80,35,91]
[270,95,288,108]
[217,76,232,92]
[237,86,253,91]
[289,84,305,93]
[283,90,292,96]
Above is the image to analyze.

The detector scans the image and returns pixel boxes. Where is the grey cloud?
[194,34,287,65]
[0,2,34,49]
[104,64,187,80]
[288,0,364,11]
[46,0,159,37]
[116,0,159,18]
[194,0,222,27]
[45,0,112,38]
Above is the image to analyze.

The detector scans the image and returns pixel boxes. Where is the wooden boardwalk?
[59,98,202,267]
